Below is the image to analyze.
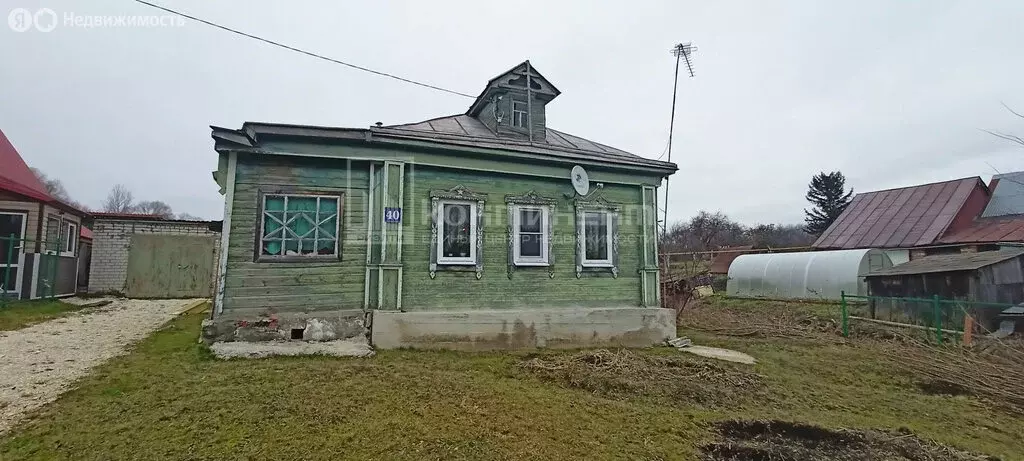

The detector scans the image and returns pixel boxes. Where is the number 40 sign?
[384,207,402,223]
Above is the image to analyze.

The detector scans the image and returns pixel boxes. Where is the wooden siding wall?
[41,204,82,255]
[222,156,369,313]
[0,194,83,255]
[401,165,647,310]
[974,257,1024,304]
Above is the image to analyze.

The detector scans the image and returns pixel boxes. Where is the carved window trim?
[505,191,556,279]
[574,194,620,279]
[429,185,486,279]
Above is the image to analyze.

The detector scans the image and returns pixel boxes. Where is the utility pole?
[662,42,696,237]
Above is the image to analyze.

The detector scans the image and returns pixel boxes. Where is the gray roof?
[865,248,1024,277]
[982,171,1024,217]
[374,114,670,169]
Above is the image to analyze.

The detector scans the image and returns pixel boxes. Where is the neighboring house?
[87,213,221,298]
[937,172,1024,251]
[812,177,990,263]
[0,128,88,299]
[208,61,678,349]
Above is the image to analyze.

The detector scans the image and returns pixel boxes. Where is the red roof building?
[812,177,989,251]
[0,129,54,203]
[0,128,89,299]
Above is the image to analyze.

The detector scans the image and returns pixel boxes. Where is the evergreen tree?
[803,171,853,236]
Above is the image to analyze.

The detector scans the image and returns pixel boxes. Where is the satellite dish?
[571,165,590,196]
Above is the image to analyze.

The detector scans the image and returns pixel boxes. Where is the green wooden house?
[207,61,678,349]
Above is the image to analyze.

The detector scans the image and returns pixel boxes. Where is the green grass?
[2,301,1023,460]
[0,299,87,331]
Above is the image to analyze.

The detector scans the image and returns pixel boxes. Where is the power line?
[133,0,475,99]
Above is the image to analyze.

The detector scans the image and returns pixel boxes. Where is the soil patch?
[518,349,764,407]
[701,420,996,461]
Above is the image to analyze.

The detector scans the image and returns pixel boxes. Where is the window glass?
[64,223,76,253]
[0,213,24,260]
[442,203,472,258]
[584,211,609,261]
[518,208,543,258]
[45,217,60,253]
[512,101,528,128]
[261,195,340,257]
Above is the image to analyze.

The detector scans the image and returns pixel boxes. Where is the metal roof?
[377,114,669,169]
[813,177,983,249]
[981,172,1024,217]
[937,215,1024,244]
[865,248,1024,277]
[0,128,55,203]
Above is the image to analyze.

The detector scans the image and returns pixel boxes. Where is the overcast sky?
[2,0,1022,224]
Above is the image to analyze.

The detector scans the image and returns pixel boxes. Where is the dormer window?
[511,100,528,128]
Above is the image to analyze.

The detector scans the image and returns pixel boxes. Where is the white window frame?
[512,204,549,266]
[259,193,342,259]
[0,211,27,296]
[511,100,528,128]
[582,210,614,268]
[435,199,478,266]
[61,222,77,257]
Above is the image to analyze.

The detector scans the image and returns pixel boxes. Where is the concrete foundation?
[201,309,366,344]
[370,307,675,350]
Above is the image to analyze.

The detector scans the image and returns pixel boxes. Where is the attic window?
[512,101,528,128]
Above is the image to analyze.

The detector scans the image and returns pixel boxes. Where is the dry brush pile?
[880,337,1024,416]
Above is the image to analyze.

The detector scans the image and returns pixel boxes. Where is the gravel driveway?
[0,298,201,433]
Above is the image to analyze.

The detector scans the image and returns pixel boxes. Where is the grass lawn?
[0,299,87,331]
[2,299,1023,460]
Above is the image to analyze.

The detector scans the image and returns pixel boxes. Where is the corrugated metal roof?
[938,215,1024,244]
[80,226,94,240]
[865,248,1024,277]
[813,177,983,249]
[981,171,1024,217]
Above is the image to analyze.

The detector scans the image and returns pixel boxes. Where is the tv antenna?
[661,42,697,237]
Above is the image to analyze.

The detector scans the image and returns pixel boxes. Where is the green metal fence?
[0,234,61,307]
[839,291,1015,344]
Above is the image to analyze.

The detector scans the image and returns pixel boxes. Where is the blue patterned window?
[261,194,340,258]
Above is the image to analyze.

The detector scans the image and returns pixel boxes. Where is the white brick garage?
[88,214,221,296]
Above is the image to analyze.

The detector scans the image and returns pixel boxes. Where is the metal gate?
[125,234,215,298]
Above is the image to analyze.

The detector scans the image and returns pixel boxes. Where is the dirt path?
[0,298,200,433]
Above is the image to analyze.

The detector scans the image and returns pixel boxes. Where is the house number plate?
[384,207,402,223]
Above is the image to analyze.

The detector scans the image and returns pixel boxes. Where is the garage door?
[125,234,215,298]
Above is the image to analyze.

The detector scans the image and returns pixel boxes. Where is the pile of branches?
[881,338,1024,415]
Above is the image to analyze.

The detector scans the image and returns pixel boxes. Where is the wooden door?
[125,234,215,298]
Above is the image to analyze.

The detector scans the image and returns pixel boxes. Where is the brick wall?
[88,219,221,294]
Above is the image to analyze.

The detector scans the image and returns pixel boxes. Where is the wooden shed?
[864,248,1024,304]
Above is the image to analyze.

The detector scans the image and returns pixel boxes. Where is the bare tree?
[30,167,69,200]
[177,212,202,220]
[102,184,135,213]
[30,168,90,211]
[134,200,174,218]
[662,211,746,252]
[983,103,1024,148]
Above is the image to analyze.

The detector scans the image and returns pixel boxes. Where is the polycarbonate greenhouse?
[726,249,893,301]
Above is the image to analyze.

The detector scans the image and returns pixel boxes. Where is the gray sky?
[2,0,1022,224]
